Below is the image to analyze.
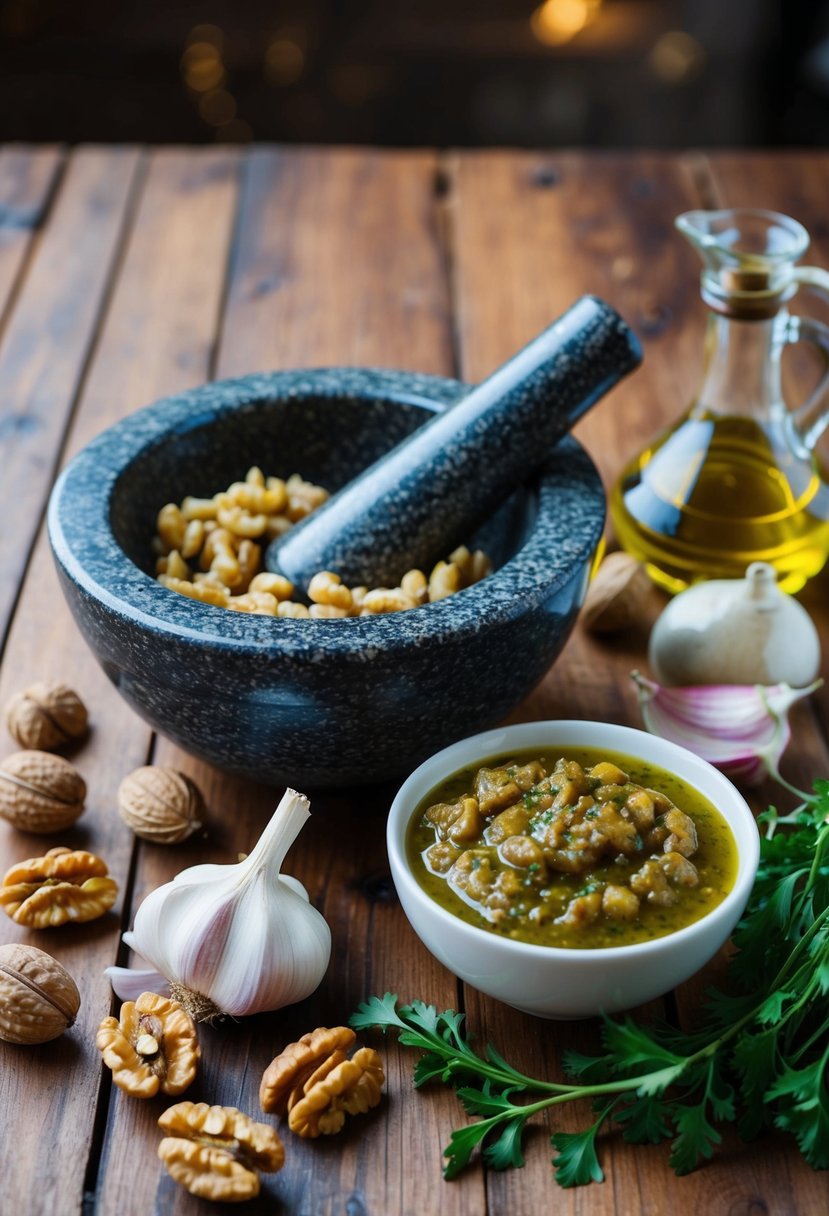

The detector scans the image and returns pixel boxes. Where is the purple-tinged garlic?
[632,671,822,786]
[107,789,331,1022]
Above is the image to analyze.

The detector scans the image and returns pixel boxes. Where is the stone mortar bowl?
[47,369,605,788]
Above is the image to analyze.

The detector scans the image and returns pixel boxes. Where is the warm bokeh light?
[531,0,602,48]
[181,41,226,93]
[265,37,305,86]
[649,30,707,84]
[198,88,237,126]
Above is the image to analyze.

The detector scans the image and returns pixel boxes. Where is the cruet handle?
[785,267,829,453]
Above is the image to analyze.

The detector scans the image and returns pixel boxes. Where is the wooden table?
[2,145,829,1216]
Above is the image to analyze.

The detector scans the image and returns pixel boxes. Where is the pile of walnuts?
[153,465,492,617]
[0,677,384,1205]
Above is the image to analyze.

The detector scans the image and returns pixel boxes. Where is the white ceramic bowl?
[387,720,760,1019]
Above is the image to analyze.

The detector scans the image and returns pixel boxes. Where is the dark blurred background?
[1,0,827,146]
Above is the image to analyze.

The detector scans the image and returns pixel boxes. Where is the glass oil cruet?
[610,208,829,594]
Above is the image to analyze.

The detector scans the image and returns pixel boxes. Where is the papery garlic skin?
[632,672,822,786]
[105,965,171,1003]
[119,789,331,1020]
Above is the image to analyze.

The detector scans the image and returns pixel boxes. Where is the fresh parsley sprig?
[350,782,829,1186]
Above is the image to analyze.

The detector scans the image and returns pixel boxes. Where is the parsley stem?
[806,823,829,890]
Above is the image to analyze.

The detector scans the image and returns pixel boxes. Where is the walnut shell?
[5,682,88,751]
[0,751,86,833]
[0,942,80,1044]
[582,552,652,634]
[118,767,204,844]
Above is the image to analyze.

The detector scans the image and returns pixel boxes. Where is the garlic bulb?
[111,789,331,1022]
[649,562,821,687]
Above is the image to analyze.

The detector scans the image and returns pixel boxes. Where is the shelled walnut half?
[260,1025,384,1138]
[0,751,86,833]
[158,1102,284,1202]
[0,846,117,928]
[96,992,199,1098]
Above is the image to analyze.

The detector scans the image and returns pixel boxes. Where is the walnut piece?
[118,766,205,844]
[260,1026,383,1138]
[158,1101,284,1202]
[0,942,80,1044]
[4,681,88,751]
[581,551,652,634]
[288,1046,385,1138]
[96,991,200,1097]
[0,750,86,833]
[0,846,118,927]
[259,1024,356,1114]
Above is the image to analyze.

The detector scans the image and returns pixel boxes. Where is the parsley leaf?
[484,1118,528,1171]
[669,1102,722,1174]
[551,1106,613,1187]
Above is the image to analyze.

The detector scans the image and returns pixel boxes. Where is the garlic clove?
[105,965,171,1003]
[632,671,822,786]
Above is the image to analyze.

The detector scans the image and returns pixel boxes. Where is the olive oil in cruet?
[610,209,829,594]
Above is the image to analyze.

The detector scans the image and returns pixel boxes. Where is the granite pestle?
[267,294,642,590]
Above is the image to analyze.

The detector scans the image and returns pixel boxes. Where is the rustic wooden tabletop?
[1,144,829,1216]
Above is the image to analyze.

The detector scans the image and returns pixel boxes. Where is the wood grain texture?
[99,145,479,1216]
[0,146,142,647]
[0,146,63,334]
[0,147,241,1216]
[218,145,454,379]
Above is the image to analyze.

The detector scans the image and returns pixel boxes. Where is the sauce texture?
[407,746,739,949]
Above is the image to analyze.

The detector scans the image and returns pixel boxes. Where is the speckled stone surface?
[271,296,640,589]
[47,368,606,788]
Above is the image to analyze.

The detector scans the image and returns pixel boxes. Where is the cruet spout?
[676,209,810,319]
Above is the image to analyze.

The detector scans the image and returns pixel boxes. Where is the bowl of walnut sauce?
[47,369,605,787]
[388,720,760,1017]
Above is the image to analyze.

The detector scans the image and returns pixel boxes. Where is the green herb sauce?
[406,745,740,950]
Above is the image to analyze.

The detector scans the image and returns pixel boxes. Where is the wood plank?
[0,146,142,646]
[449,150,829,1214]
[218,145,454,378]
[0,148,241,1216]
[97,146,482,1216]
[0,146,63,333]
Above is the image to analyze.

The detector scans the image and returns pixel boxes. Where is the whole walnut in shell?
[0,942,80,1044]
[0,751,86,833]
[118,767,204,844]
[5,682,88,751]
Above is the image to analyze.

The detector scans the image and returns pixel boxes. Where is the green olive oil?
[610,412,829,594]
